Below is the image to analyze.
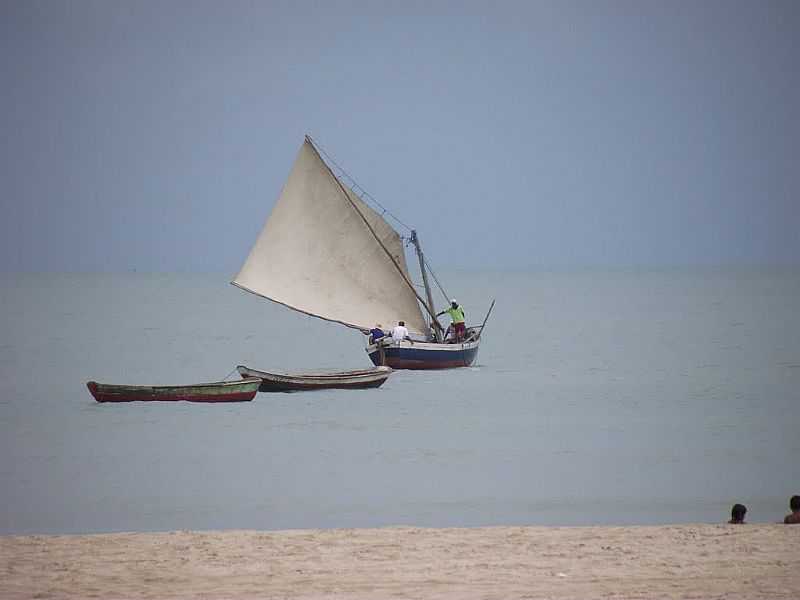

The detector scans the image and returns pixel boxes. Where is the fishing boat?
[232,136,493,369]
[237,365,392,392]
[86,378,261,403]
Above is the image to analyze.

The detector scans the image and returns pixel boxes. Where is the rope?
[220,367,238,382]
[309,136,414,233]
[308,135,454,324]
[307,138,442,325]
[423,256,450,302]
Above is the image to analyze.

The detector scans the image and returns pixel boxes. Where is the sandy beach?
[1,524,798,599]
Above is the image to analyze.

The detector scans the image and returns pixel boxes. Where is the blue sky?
[1,0,798,271]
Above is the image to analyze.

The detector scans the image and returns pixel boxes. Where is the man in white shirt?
[391,321,413,344]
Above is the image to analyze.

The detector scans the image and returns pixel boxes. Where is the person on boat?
[391,321,413,344]
[368,323,386,344]
[728,503,747,524]
[784,495,800,524]
[437,299,466,342]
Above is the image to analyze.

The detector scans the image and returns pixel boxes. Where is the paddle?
[474,299,496,342]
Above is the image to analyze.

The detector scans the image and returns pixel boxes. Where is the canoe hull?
[237,365,392,392]
[86,378,261,403]
[367,339,479,369]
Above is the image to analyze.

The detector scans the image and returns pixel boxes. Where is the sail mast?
[411,230,443,342]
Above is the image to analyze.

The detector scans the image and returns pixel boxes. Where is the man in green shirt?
[437,299,466,342]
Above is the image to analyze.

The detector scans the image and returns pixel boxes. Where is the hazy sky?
[2,0,798,272]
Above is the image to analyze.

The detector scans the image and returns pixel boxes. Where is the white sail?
[233,139,429,334]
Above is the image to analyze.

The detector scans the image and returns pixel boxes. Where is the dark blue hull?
[367,340,479,370]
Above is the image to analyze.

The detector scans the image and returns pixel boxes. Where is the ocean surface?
[1,268,798,535]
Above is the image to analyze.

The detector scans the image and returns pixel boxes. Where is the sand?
[2,524,798,599]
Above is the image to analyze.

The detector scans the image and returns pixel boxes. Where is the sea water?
[1,268,798,534]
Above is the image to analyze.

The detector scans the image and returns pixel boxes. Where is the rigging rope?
[309,135,453,318]
[307,138,441,326]
[220,367,238,382]
[423,255,450,303]
[310,137,414,234]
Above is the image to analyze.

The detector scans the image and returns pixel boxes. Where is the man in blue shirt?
[368,324,385,344]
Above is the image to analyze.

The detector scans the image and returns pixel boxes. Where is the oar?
[475,299,496,341]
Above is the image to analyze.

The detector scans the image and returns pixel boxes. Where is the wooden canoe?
[236,365,392,392]
[86,378,261,403]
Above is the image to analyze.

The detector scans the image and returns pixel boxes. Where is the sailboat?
[232,136,492,370]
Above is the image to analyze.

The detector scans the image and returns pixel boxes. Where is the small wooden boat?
[86,378,262,403]
[237,365,392,392]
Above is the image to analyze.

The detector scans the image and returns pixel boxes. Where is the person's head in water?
[785,495,800,524]
[729,503,747,524]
